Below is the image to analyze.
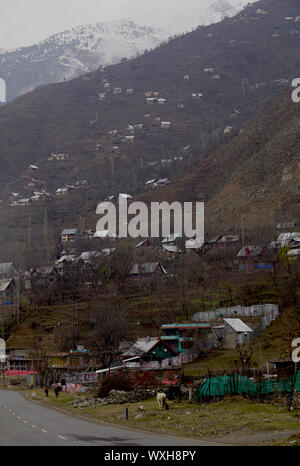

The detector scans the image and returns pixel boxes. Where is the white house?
[223,318,252,349]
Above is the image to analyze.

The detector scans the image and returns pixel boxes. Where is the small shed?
[223,318,252,349]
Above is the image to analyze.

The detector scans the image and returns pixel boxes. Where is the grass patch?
[29,389,300,442]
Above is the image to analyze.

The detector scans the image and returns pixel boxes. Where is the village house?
[160,323,212,354]
[130,262,167,279]
[27,178,38,188]
[47,348,92,372]
[157,98,166,105]
[0,279,16,305]
[154,178,171,187]
[126,88,134,94]
[61,228,79,243]
[0,262,19,280]
[16,198,32,206]
[56,187,69,196]
[48,153,70,161]
[222,318,253,349]
[146,97,157,105]
[126,125,135,134]
[160,244,182,257]
[274,232,300,248]
[237,245,273,273]
[184,75,190,80]
[161,121,171,129]
[113,88,122,94]
[122,135,135,143]
[224,125,234,134]
[93,229,117,239]
[104,82,110,89]
[122,337,177,367]
[276,221,297,230]
[5,347,38,374]
[23,267,57,290]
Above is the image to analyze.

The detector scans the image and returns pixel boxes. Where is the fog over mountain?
[0,0,255,101]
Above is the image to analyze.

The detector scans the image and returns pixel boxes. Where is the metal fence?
[192,304,279,341]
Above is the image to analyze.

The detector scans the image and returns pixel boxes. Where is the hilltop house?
[48,153,70,161]
[122,135,135,143]
[224,125,234,134]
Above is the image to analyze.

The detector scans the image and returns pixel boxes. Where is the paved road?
[0,390,223,446]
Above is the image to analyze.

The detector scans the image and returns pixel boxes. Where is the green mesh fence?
[198,371,300,399]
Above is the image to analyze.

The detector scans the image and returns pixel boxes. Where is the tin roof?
[223,318,252,333]
[0,279,14,292]
[61,229,78,235]
[237,245,262,257]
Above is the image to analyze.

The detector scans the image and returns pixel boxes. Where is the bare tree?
[87,308,132,369]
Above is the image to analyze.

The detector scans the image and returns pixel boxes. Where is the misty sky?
[0,0,256,50]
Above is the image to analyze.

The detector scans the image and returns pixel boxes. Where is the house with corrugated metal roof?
[122,337,177,363]
[0,263,19,279]
[130,262,167,278]
[0,279,15,304]
[223,318,252,349]
[61,228,79,243]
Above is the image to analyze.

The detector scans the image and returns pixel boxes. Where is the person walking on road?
[54,385,60,398]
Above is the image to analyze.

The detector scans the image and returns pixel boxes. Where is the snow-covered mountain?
[0,20,170,101]
[169,0,257,33]
[0,1,255,102]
